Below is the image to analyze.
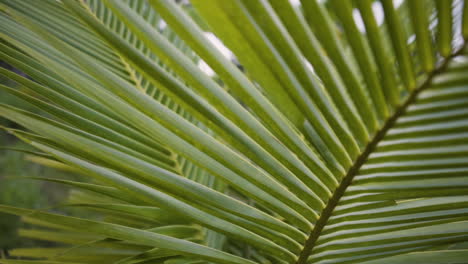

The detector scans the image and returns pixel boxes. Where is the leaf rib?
[296,43,468,264]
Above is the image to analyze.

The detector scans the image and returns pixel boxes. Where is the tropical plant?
[0,0,467,263]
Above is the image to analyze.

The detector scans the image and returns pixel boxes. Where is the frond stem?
[296,42,467,264]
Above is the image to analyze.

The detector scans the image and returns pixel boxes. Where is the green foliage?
[0,71,43,249]
[0,0,467,263]
[0,142,45,249]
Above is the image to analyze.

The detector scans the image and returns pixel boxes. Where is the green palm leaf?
[0,0,467,263]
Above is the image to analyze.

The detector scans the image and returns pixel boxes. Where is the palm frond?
[0,0,467,263]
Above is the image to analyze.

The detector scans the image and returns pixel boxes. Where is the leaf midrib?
[296,43,467,264]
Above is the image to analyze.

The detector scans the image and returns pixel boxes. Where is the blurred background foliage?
[0,61,71,254]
